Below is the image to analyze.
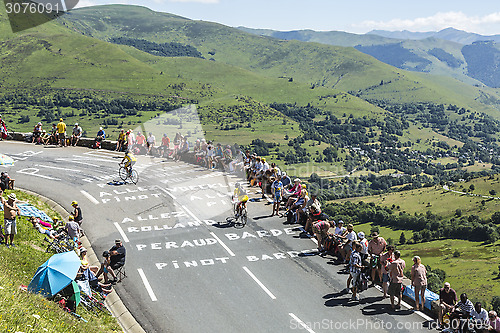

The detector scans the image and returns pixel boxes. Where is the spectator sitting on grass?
[30,216,60,240]
[0,172,12,191]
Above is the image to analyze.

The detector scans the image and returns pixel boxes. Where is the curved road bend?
[1,141,433,333]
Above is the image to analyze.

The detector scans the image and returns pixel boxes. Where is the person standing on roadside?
[387,250,406,310]
[411,255,427,311]
[71,201,83,226]
[368,231,387,285]
[56,118,66,147]
[0,191,21,248]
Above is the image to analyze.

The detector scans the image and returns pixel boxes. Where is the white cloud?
[354,11,500,34]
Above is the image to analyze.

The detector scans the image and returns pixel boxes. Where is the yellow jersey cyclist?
[233,182,249,217]
[121,150,137,175]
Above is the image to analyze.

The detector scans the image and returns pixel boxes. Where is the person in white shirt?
[334,220,346,236]
[471,302,489,329]
[338,224,357,263]
[358,232,369,260]
[146,132,156,155]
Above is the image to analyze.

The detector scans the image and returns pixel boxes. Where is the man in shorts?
[96,239,126,283]
[56,118,66,147]
[368,231,387,285]
[348,243,364,301]
[387,250,406,310]
[1,191,21,247]
[312,220,333,252]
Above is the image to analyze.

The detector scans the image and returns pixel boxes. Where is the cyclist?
[233,182,249,218]
[121,150,137,175]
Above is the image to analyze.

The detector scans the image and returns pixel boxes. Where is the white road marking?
[114,222,130,243]
[155,186,176,200]
[36,164,82,172]
[288,313,315,333]
[242,266,276,300]
[17,168,60,180]
[181,205,236,256]
[137,268,158,302]
[80,190,100,205]
[210,232,235,257]
[181,205,201,223]
[55,158,100,167]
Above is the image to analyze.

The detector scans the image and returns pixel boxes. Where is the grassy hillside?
[59,5,500,117]
[0,190,120,332]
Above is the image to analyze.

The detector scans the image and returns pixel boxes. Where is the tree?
[399,232,406,245]
[469,184,475,191]
[490,189,497,196]
[492,296,500,314]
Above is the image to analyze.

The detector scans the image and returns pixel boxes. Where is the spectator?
[94,127,106,148]
[40,130,51,145]
[0,114,7,140]
[65,215,81,242]
[31,216,59,240]
[411,255,427,311]
[438,282,457,328]
[51,216,65,233]
[127,129,135,150]
[96,240,126,283]
[271,176,283,216]
[337,223,357,263]
[71,201,83,226]
[32,122,42,144]
[312,220,333,252]
[49,123,58,145]
[1,191,21,247]
[454,293,474,317]
[471,302,489,329]
[146,132,156,155]
[387,250,405,310]
[280,172,291,189]
[206,141,215,169]
[348,243,364,301]
[358,232,369,260]
[56,118,66,147]
[368,231,387,285]
[285,178,302,208]
[116,129,126,151]
[380,245,395,298]
[70,123,82,146]
[333,220,346,237]
[0,172,12,191]
[159,134,170,157]
[489,311,500,333]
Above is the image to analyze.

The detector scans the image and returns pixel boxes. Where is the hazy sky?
[76,0,500,35]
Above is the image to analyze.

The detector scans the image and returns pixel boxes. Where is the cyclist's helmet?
[71,201,78,206]
[235,182,241,188]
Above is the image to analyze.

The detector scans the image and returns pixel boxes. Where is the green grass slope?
[60,5,500,116]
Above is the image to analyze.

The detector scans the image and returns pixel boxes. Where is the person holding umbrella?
[0,190,21,247]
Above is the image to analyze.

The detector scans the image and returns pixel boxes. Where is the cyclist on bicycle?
[121,150,137,174]
[233,182,249,217]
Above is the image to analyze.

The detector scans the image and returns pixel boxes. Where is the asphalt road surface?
[1,141,435,333]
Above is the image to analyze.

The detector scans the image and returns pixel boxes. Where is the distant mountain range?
[240,27,500,88]
[368,28,500,45]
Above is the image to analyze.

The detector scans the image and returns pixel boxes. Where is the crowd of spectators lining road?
[12,119,500,331]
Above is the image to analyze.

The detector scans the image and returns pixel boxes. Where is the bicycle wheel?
[130,169,138,184]
[233,202,238,217]
[239,207,248,226]
[118,167,128,181]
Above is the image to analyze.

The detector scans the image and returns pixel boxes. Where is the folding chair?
[115,265,127,283]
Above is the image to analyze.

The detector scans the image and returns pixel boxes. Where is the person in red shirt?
[159,134,170,157]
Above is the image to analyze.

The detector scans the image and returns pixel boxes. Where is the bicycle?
[225,197,247,228]
[118,163,138,184]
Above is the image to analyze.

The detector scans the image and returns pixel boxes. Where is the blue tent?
[28,251,81,298]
